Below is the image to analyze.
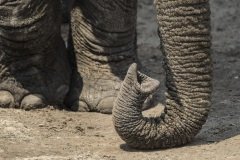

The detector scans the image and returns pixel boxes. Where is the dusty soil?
[1,0,240,159]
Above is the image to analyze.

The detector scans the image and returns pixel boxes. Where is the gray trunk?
[113,0,212,149]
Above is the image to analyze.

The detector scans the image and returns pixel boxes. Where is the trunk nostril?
[127,63,160,95]
[137,72,160,95]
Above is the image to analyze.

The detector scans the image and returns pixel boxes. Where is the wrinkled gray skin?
[113,0,212,149]
[0,0,138,113]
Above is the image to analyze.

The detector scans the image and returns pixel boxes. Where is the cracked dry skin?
[65,0,139,114]
[0,0,71,109]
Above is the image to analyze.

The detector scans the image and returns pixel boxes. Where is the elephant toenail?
[0,91,14,108]
[97,97,115,114]
[21,94,46,110]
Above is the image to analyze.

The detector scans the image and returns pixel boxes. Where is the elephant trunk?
[113,0,212,149]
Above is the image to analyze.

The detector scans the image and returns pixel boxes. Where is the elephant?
[113,0,212,149]
[0,0,212,149]
[0,0,143,114]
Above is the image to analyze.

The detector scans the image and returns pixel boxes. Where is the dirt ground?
[1,0,240,159]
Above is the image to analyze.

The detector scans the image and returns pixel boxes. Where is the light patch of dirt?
[0,0,240,160]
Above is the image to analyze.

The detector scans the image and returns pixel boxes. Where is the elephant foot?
[0,59,71,110]
[0,90,45,110]
[67,73,155,114]
[65,59,155,114]
[66,68,122,114]
[0,32,71,110]
[0,41,71,109]
[20,94,46,110]
[71,97,116,114]
[0,54,71,110]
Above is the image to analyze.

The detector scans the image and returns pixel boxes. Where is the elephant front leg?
[0,0,71,109]
[66,0,142,113]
